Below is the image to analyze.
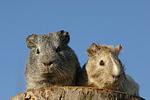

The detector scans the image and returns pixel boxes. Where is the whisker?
[54,67,61,75]
[58,67,68,76]
[57,67,69,82]
[60,66,71,71]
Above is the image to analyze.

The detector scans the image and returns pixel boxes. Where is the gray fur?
[25,30,81,91]
[77,43,139,96]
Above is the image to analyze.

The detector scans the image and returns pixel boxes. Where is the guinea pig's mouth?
[39,65,55,75]
[105,82,120,89]
[42,73,55,78]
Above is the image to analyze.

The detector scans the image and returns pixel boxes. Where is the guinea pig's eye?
[100,60,105,66]
[56,47,61,52]
[36,48,40,54]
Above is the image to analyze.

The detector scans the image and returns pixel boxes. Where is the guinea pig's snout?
[43,61,54,66]
[112,74,121,81]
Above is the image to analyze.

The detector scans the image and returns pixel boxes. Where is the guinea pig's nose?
[43,61,53,66]
[113,75,121,80]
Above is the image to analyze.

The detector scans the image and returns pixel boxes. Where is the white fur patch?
[109,53,120,76]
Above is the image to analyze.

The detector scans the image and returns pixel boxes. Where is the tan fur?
[77,43,139,96]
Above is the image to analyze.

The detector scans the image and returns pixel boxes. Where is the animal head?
[86,43,125,89]
[25,30,76,79]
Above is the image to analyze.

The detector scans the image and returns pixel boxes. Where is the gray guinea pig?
[25,30,81,91]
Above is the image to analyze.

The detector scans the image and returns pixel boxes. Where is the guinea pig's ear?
[86,43,100,57]
[58,30,70,45]
[26,34,38,49]
[115,44,122,56]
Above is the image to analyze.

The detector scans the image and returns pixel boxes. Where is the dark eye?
[100,60,105,66]
[56,47,61,52]
[36,48,40,54]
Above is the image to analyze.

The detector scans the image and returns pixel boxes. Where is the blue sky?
[0,0,149,99]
